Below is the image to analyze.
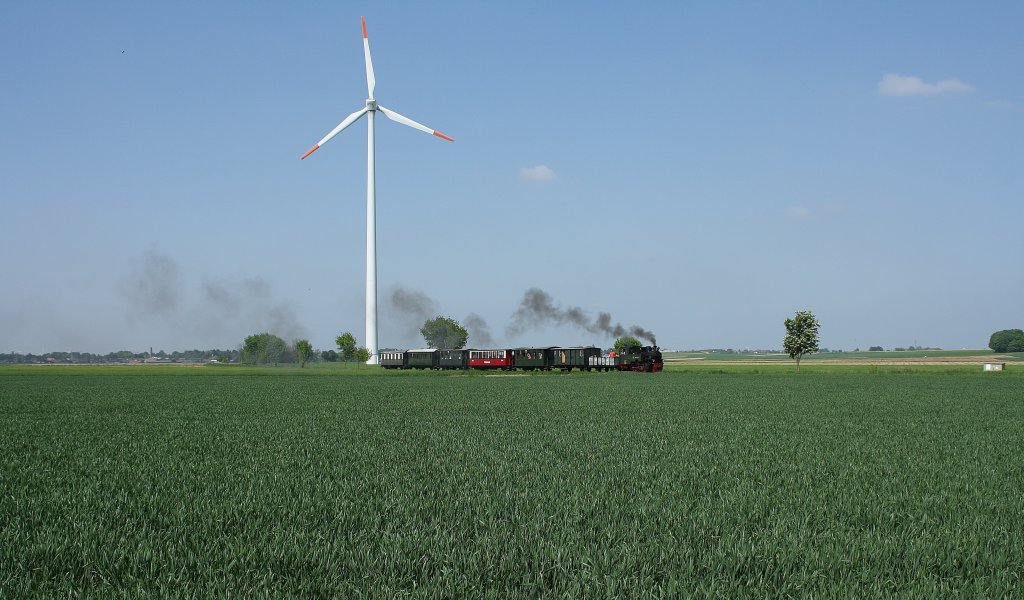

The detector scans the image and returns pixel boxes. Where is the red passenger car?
[468,349,512,369]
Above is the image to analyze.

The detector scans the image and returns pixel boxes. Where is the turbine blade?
[378,106,454,141]
[362,16,375,99]
[301,108,368,159]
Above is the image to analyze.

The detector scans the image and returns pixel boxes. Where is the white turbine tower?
[302,17,453,364]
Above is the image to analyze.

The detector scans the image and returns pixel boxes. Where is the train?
[379,345,664,372]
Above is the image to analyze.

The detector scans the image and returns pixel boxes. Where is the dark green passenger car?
[406,349,439,369]
[438,349,469,369]
[512,347,553,371]
[550,347,601,371]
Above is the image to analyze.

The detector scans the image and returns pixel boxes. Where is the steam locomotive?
[379,345,664,372]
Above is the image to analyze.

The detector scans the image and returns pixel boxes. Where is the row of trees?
[865,346,935,352]
[0,349,240,364]
[240,331,371,367]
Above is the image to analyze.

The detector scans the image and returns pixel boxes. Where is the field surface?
[2,366,1023,596]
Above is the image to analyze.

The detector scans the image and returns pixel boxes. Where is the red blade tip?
[361,17,367,39]
[433,131,454,142]
[301,144,319,160]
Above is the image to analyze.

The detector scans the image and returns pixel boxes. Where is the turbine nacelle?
[365,99,378,111]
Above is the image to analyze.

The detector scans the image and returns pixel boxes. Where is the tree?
[354,347,371,363]
[336,332,358,361]
[420,316,468,349]
[614,336,642,354]
[242,332,289,366]
[295,339,313,368]
[321,349,339,362]
[989,329,1024,353]
[241,334,262,364]
[783,311,820,371]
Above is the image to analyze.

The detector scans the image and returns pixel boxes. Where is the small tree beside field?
[294,339,313,368]
[336,332,358,361]
[783,311,820,371]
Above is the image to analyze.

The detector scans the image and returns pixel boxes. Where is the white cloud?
[787,206,812,220]
[519,165,556,182]
[878,73,975,96]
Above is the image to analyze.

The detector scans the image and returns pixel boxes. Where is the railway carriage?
[550,347,601,371]
[379,351,406,369]
[406,349,439,369]
[438,349,470,369]
[512,347,554,371]
[588,354,620,372]
[468,349,511,369]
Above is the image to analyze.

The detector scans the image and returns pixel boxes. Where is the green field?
[2,366,1023,596]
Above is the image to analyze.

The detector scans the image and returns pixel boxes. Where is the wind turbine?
[302,17,453,364]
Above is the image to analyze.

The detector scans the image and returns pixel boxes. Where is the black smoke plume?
[390,288,438,323]
[390,288,494,347]
[124,250,183,315]
[200,276,307,342]
[122,251,308,344]
[389,287,443,344]
[464,312,493,346]
[505,287,656,344]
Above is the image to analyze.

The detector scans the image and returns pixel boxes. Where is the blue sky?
[1,1,1021,353]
